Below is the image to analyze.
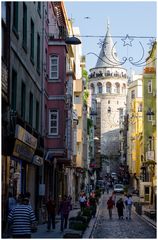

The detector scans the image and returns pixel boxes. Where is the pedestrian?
[89,192,97,217]
[116,198,124,219]
[58,195,71,232]
[46,196,56,232]
[124,194,128,219]
[106,181,110,194]
[68,195,72,210]
[79,193,86,211]
[111,191,116,207]
[125,194,133,220]
[8,195,36,238]
[107,196,114,219]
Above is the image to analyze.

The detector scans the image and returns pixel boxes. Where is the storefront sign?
[15,124,37,149]
[13,139,35,163]
[33,155,43,166]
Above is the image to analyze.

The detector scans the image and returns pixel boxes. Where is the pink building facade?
[44,2,71,206]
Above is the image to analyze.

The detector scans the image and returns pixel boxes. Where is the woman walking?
[116,198,124,219]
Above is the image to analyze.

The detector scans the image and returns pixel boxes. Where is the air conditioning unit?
[152,120,156,126]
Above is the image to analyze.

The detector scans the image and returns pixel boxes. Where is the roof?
[95,22,121,68]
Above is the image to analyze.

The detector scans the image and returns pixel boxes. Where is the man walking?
[58,195,71,232]
[8,195,36,238]
[46,196,56,231]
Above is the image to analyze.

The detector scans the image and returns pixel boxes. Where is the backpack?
[127,197,132,205]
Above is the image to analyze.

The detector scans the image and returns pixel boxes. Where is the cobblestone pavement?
[91,192,156,239]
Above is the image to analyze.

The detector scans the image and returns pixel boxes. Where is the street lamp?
[65,35,81,45]
[146,108,154,116]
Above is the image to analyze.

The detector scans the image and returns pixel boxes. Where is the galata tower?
[88,22,127,173]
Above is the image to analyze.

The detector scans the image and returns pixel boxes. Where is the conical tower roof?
[95,21,121,68]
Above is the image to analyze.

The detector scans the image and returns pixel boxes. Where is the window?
[49,109,59,135]
[74,95,80,104]
[90,84,95,94]
[148,138,153,151]
[106,83,111,93]
[29,92,33,125]
[107,107,111,113]
[30,19,34,62]
[37,33,40,72]
[2,2,7,23]
[108,100,110,104]
[49,55,59,79]
[131,90,135,99]
[138,103,142,112]
[45,48,48,72]
[2,25,7,60]
[98,83,102,93]
[22,3,27,49]
[13,2,18,33]
[115,83,120,93]
[148,80,152,93]
[11,69,17,111]
[107,70,110,76]
[36,101,39,131]
[37,2,41,16]
[21,82,26,119]
[148,115,152,122]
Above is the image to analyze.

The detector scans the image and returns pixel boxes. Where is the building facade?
[88,23,127,175]
[141,42,156,206]
[126,74,143,190]
[2,3,45,231]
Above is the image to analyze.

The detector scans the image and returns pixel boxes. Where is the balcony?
[73,79,82,92]
[144,67,155,74]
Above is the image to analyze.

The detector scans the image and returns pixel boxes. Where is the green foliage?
[87,118,93,135]
[69,220,87,231]
[82,207,92,217]
[83,89,89,106]
[82,69,88,82]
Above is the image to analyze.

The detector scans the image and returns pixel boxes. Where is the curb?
[133,209,156,229]
[83,195,103,238]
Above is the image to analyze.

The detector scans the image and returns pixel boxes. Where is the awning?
[45,150,65,161]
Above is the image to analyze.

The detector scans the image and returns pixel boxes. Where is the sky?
[65,1,157,75]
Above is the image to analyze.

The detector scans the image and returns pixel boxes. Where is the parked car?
[113,184,124,194]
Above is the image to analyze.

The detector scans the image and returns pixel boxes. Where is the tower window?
[107,107,111,113]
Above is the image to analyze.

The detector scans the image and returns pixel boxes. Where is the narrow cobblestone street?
[91,193,156,238]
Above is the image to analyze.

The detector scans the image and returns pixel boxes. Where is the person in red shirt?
[107,196,114,219]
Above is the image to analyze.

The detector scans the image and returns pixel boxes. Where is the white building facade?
[88,23,128,173]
